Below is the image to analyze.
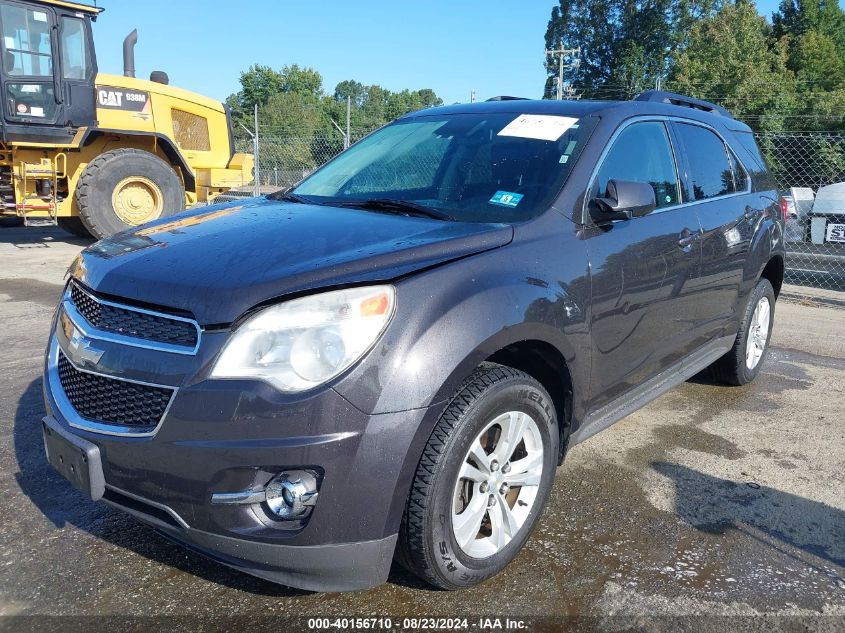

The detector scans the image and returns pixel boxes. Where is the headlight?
[211,286,395,392]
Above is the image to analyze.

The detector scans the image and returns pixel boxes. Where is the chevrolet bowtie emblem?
[68,328,105,367]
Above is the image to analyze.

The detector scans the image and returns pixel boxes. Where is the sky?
[90,0,830,106]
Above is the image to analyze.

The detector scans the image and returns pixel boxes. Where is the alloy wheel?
[745,296,771,369]
[451,411,544,558]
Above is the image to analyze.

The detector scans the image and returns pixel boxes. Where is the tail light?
[779,196,789,222]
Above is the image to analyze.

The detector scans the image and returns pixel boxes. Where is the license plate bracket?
[42,416,105,500]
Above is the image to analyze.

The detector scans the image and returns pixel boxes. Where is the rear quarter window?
[728,130,778,192]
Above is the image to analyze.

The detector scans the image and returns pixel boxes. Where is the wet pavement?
[0,227,843,626]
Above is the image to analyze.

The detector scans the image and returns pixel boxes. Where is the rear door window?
[593,121,680,210]
[674,123,738,200]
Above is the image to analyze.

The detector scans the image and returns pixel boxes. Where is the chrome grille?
[68,281,199,349]
[57,350,174,431]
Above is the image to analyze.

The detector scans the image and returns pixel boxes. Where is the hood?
[70,197,513,325]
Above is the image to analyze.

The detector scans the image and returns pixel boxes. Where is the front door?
[0,1,96,143]
[583,120,703,410]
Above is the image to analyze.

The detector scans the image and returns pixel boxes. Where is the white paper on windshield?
[497,114,579,142]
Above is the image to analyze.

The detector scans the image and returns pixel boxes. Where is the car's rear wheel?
[397,363,557,589]
[708,278,775,385]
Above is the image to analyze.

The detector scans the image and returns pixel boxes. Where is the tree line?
[545,0,845,132]
[226,64,442,140]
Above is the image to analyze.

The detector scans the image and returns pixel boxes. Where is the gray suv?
[41,91,785,591]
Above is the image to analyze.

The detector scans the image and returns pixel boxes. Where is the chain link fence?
[755,132,845,292]
[228,129,375,195]
[227,128,845,294]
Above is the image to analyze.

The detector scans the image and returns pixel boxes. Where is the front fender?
[330,221,592,539]
[332,222,592,416]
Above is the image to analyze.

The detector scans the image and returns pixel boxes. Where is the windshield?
[292,111,592,223]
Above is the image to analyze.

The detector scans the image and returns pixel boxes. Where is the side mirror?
[591,179,656,221]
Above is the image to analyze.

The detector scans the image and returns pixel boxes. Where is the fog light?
[264,470,319,519]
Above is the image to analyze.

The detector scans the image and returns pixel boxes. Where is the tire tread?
[397,362,540,588]
[708,278,774,386]
[76,148,184,238]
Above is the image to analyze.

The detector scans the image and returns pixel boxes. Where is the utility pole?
[345,96,351,150]
[655,76,662,91]
[470,89,476,103]
[545,45,581,100]
[239,106,260,197]
[253,103,260,195]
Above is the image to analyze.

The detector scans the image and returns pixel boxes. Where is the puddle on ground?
[0,278,63,307]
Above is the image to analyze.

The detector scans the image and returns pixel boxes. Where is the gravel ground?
[0,226,843,630]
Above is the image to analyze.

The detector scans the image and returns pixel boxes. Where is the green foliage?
[227,64,443,185]
[232,64,284,118]
[670,2,795,127]
[773,0,845,50]
[228,64,442,138]
[543,0,723,99]
[544,0,845,134]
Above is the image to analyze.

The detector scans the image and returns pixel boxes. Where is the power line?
[545,45,582,100]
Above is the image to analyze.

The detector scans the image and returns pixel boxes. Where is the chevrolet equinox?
[42,91,786,591]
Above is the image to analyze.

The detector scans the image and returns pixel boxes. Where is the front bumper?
[42,332,429,591]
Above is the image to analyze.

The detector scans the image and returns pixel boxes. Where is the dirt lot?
[0,226,843,628]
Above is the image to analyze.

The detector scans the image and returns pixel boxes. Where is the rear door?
[670,121,754,343]
[584,119,703,409]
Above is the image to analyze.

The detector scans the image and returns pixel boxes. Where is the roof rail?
[486,96,530,101]
[634,90,733,118]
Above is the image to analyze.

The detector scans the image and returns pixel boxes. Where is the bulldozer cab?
[0,0,98,144]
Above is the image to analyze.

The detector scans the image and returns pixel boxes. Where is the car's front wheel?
[397,363,558,589]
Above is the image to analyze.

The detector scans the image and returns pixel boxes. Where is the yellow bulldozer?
[0,0,253,238]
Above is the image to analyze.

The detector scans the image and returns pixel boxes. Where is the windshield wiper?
[335,198,455,221]
[268,191,313,204]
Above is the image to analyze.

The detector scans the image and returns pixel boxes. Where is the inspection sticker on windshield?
[498,114,579,141]
[489,191,523,208]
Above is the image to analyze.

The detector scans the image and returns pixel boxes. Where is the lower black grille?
[57,351,174,430]
[69,282,199,348]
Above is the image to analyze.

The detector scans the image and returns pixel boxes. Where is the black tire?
[76,148,185,238]
[57,217,92,238]
[708,278,776,386]
[397,363,558,590]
